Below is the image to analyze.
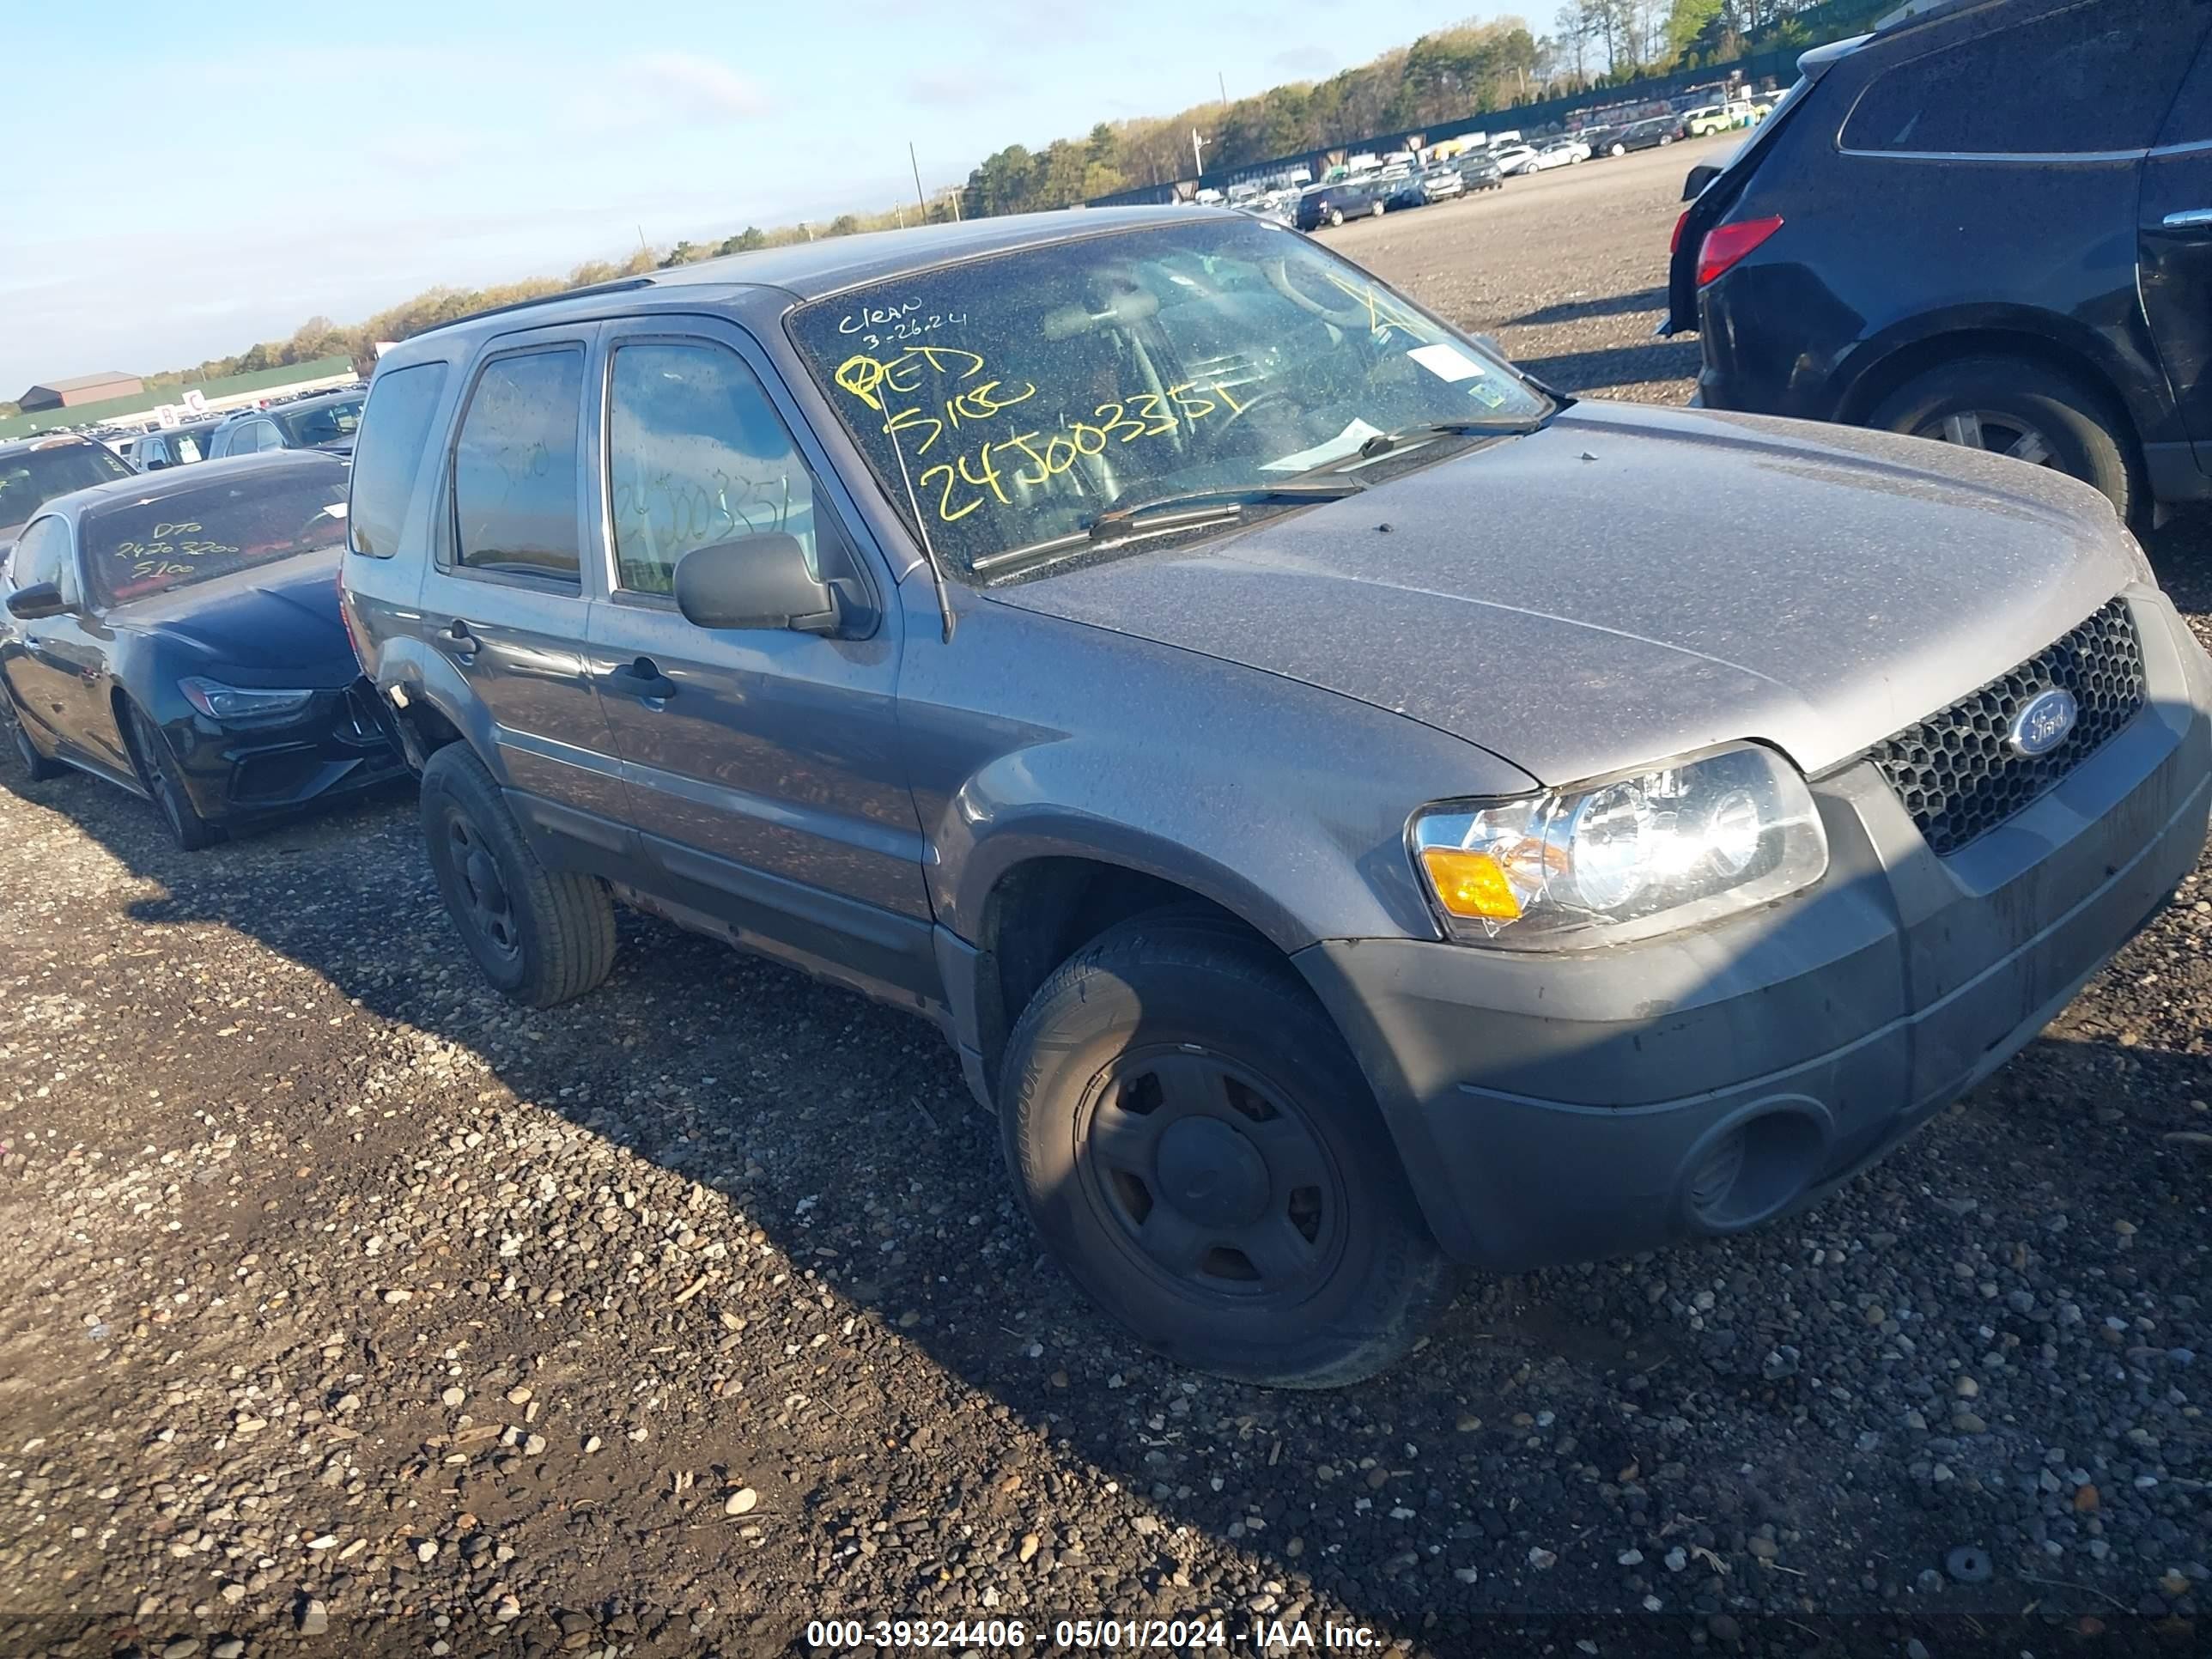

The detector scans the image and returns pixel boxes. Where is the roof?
[214,388,362,426]
[27,372,138,395]
[40,451,348,525]
[396,205,1202,360]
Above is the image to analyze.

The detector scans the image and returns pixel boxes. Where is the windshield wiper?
[1343,417,1549,464]
[1085,479,1366,542]
[971,480,1365,581]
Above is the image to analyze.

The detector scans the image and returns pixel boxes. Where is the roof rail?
[423,276,658,337]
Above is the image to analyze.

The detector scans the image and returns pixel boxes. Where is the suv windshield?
[788,218,1552,579]
[0,441,134,530]
[82,471,351,606]
[275,396,364,448]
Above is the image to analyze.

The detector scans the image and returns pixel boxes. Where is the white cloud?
[622,52,770,120]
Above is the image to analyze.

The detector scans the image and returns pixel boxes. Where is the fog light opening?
[1682,1107,1825,1233]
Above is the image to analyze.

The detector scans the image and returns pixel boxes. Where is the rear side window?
[349,363,450,558]
[1843,0,2209,155]
[451,347,585,583]
[605,341,817,596]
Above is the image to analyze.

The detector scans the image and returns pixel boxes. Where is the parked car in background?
[1609,116,1677,155]
[134,418,224,471]
[1389,164,1465,209]
[1295,176,1390,228]
[1533,137,1591,170]
[1578,125,1626,157]
[206,389,366,459]
[0,434,134,568]
[342,204,2211,1389]
[1668,0,2212,526]
[1454,152,1504,191]
[1491,143,1540,176]
[1682,101,1764,138]
[0,451,402,847]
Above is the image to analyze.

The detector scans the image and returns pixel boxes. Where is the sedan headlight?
[178,678,317,724]
[1412,744,1827,948]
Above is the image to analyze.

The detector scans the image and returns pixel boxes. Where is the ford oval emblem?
[2008,688,2079,757]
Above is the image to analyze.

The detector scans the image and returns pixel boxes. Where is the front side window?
[349,363,450,558]
[9,516,70,594]
[79,469,351,608]
[1843,0,2208,155]
[0,440,132,530]
[605,341,817,596]
[451,348,585,582]
[788,216,1551,580]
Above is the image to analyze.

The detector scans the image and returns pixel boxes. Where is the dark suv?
[207,390,366,459]
[341,207,2211,1387]
[1668,0,2212,525]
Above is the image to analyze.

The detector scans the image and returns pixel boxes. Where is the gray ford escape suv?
[340,206,2212,1388]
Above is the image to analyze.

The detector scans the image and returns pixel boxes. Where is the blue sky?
[1,0,1517,397]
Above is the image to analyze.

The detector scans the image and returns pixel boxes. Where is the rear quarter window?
[349,363,451,558]
[1842,0,2209,155]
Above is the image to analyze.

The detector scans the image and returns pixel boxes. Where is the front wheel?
[1612,143,1626,157]
[420,744,617,1007]
[126,703,222,850]
[0,684,64,782]
[1000,915,1454,1389]
[1370,200,1385,217]
[1868,356,2137,523]
[1326,207,1343,228]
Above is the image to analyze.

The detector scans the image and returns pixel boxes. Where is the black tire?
[125,703,222,850]
[1000,914,1453,1389]
[0,684,64,782]
[419,744,616,1008]
[1867,356,2137,523]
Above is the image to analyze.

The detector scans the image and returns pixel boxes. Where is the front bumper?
[1297,591,2212,1269]
[163,679,408,824]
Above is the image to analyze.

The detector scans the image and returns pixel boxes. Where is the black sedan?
[0,451,404,848]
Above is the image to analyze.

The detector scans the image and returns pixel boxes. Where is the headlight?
[178,678,317,723]
[1411,744,1827,948]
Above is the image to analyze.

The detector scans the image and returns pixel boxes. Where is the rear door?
[416,323,633,866]
[581,318,936,1003]
[2142,36,2212,485]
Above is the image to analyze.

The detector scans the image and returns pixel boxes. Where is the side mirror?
[674,533,842,635]
[6,581,68,621]
[1682,163,1724,202]
[145,457,171,471]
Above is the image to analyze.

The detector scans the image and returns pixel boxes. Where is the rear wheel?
[419,743,616,1007]
[1868,356,2136,522]
[1370,200,1385,217]
[1000,915,1453,1389]
[1325,207,1344,228]
[125,703,222,850]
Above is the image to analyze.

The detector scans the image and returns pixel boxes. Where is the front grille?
[1869,598,2145,858]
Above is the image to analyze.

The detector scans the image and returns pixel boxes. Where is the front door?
[416,323,632,869]
[2142,36,2212,485]
[3,517,127,776]
[580,320,935,1004]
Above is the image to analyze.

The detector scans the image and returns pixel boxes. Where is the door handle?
[607,656,678,702]
[2162,208,2212,229]
[439,620,480,662]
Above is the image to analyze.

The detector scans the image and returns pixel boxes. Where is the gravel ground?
[6,143,2212,1659]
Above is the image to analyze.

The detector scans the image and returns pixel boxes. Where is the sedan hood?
[112,547,359,684]
[990,401,2142,783]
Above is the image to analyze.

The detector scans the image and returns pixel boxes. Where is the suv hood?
[989,401,2142,785]
[112,546,360,684]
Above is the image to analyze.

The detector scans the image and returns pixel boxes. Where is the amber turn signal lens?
[1419,846,1522,921]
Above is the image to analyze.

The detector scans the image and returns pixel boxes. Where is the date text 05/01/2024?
[802,1618,1384,1650]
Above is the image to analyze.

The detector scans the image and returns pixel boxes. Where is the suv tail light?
[1697,215,1784,287]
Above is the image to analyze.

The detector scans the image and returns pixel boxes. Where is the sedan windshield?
[0,441,134,530]
[275,396,364,448]
[788,217,1553,579]
[82,471,350,606]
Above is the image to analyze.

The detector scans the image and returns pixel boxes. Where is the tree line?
[3,0,1838,416]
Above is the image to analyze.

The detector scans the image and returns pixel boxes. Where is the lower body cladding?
[1297,590,2212,1271]
[161,681,408,825]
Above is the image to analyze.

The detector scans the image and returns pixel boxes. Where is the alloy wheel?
[1917,409,2057,467]
[1074,1048,1345,1307]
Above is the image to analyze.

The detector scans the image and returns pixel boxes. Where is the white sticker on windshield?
[1407,343,1488,382]
[1260,417,1388,473]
